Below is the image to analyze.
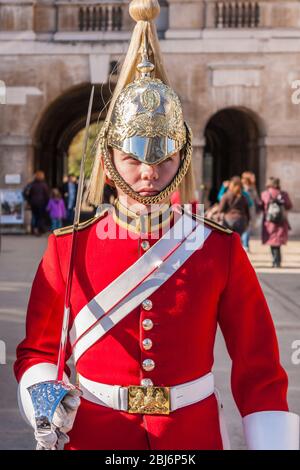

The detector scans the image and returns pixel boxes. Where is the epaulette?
[189,212,233,235]
[53,208,109,237]
[203,217,233,234]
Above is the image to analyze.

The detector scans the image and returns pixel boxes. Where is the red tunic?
[14,209,288,450]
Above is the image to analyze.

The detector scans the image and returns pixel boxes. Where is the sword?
[27,86,95,443]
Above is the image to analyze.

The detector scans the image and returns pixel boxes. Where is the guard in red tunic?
[15,0,299,450]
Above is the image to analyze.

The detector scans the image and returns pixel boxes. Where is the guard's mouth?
[137,189,160,196]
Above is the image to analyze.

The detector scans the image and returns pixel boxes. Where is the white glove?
[34,388,81,450]
[35,429,70,451]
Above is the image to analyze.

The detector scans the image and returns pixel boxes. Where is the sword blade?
[56,86,95,381]
[73,86,95,227]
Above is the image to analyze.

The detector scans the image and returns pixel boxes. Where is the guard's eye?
[123,155,138,163]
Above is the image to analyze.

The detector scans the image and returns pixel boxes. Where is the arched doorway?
[34,83,112,188]
[203,107,264,205]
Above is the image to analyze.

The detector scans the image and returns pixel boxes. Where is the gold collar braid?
[113,199,173,234]
[100,123,193,205]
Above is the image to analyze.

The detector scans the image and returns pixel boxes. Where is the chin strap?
[101,122,193,205]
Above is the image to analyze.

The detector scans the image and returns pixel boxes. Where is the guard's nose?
[140,163,159,181]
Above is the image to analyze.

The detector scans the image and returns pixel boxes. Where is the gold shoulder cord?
[191,214,233,235]
[180,206,232,235]
[53,209,109,237]
[202,218,233,234]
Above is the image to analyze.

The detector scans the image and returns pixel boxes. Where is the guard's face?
[110,148,180,204]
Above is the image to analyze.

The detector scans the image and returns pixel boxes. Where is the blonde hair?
[88,0,195,206]
[241,171,256,187]
[267,177,280,190]
[179,157,196,204]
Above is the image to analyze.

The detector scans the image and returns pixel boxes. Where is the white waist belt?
[77,372,214,413]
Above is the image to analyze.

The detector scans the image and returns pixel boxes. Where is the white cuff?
[17,362,69,427]
[243,410,300,450]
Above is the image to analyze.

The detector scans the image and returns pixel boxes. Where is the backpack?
[266,192,285,224]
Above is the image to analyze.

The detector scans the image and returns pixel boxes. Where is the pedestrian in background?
[218,176,250,236]
[26,170,49,236]
[217,177,254,209]
[62,174,78,225]
[46,188,66,231]
[22,178,35,233]
[241,171,260,252]
[260,177,293,268]
[217,180,230,202]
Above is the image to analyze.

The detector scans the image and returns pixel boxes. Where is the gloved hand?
[34,388,81,450]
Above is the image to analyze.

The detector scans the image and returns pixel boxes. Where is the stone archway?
[33,83,112,188]
[203,107,265,204]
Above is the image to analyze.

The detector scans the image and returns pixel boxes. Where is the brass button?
[141,240,150,251]
[142,299,153,311]
[142,359,155,371]
[140,378,153,387]
[142,338,153,351]
[142,319,153,331]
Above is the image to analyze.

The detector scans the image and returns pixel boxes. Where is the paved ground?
[0,234,299,450]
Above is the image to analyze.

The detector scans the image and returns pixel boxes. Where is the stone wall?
[0,0,300,232]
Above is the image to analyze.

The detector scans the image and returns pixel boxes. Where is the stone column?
[33,0,56,39]
[264,137,300,235]
[165,0,205,39]
[191,136,206,203]
[257,137,267,195]
[0,0,34,32]
[0,136,33,189]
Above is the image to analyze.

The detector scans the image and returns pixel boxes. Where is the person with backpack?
[261,177,293,267]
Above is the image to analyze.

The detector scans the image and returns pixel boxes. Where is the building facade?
[0,0,300,232]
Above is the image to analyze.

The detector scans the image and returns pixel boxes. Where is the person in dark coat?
[260,177,293,268]
[26,171,49,236]
[218,176,250,236]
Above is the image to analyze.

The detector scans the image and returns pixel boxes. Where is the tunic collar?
[113,199,174,235]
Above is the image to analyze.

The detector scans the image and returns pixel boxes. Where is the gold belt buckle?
[127,386,170,415]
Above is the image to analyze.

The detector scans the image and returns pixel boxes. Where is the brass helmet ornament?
[107,36,187,165]
[89,0,194,206]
